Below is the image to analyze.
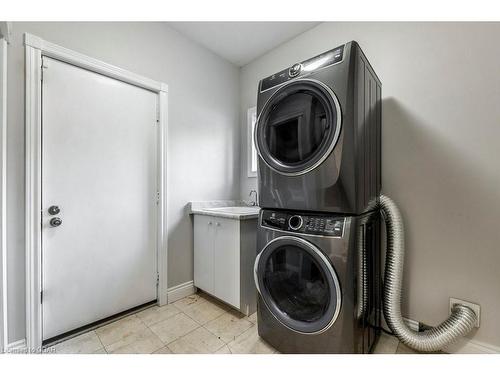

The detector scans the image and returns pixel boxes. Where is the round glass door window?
[255,236,341,334]
[255,79,342,176]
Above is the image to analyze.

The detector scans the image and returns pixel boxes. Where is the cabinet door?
[214,217,240,308]
[194,215,215,294]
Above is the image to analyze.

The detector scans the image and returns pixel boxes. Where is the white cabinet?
[193,214,257,314]
[193,215,215,294]
[213,218,240,308]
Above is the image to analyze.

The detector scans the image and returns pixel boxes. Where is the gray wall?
[239,22,500,347]
[6,22,240,344]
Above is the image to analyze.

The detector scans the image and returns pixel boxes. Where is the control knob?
[288,63,302,78]
[289,215,303,230]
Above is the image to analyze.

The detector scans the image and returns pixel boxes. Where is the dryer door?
[255,79,342,176]
[254,236,341,334]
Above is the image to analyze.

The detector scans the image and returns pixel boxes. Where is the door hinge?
[156,191,160,205]
[156,273,160,287]
[41,58,48,82]
[40,291,43,304]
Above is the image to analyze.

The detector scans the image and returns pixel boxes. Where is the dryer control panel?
[260,44,345,92]
[261,209,345,237]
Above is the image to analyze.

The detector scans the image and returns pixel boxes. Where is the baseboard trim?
[167,280,196,304]
[4,338,27,353]
[381,310,500,354]
[444,337,500,354]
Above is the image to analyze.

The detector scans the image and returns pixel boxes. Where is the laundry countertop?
[188,200,260,220]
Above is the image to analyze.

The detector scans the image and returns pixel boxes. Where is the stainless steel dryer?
[255,41,381,214]
[254,208,381,353]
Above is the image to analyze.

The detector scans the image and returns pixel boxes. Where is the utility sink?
[205,206,260,215]
[189,202,260,220]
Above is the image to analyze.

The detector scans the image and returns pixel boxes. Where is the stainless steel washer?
[254,208,382,353]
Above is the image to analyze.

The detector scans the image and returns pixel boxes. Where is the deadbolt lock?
[48,205,60,215]
[50,217,62,227]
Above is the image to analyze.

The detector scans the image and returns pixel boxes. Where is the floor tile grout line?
[136,309,183,328]
[232,321,255,341]
[197,324,228,346]
[186,307,227,326]
[203,318,255,345]
[96,318,151,351]
[195,315,224,326]
[144,320,169,347]
[94,330,108,354]
[172,294,208,313]
[166,325,227,354]
[157,313,202,346]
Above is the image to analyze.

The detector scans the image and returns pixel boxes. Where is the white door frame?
[24,33,168,350]
[0,37,8,352]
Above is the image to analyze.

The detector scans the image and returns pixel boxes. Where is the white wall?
[6,22,240,344]
[239,22,500,347]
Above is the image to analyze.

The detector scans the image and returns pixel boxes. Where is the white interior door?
[41,57,158,341]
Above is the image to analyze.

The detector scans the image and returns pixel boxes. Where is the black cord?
[380,326,395,336]
[366,276,395,336]
[368,322,394,336]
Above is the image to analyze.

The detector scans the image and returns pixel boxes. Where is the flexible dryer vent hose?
[379,194,477,352]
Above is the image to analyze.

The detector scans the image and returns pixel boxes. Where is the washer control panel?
[260,44,345,92]
[261,209,345,237]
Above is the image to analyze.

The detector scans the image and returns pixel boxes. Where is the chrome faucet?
[248,190,258,206]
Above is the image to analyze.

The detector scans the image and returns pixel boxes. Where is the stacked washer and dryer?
[253,41,383,353]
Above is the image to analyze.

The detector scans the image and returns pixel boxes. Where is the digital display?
[260,68,289,91]
[261,209,345,238]
[260,44,344,92]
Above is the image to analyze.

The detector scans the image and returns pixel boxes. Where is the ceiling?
[168,22,320,66]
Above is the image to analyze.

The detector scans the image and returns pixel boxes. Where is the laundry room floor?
[46,292,420,354]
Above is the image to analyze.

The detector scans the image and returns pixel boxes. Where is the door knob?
[50,217,62,227]
[48,205,60,215]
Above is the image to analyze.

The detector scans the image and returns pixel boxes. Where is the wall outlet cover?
[449,297,480,328]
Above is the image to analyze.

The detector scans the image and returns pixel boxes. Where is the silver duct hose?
[379,194,477,352]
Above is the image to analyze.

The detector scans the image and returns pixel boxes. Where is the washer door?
[254,236,342,334]
[255,79,342,176]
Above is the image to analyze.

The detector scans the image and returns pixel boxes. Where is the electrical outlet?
[449,298,480,328]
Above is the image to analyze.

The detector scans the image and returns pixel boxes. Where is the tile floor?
[48,292,421,354]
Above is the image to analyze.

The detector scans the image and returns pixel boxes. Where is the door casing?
[24,33,168,350]
[0,37,8,352]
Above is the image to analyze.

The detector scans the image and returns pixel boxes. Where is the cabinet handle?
[208,221,213,225]
[216,222,221,227]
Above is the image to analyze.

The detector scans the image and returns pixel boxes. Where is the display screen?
[260,45,344,91]
[261,209,345,237]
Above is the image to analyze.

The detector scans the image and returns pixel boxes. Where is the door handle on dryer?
[254,251,262,295]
